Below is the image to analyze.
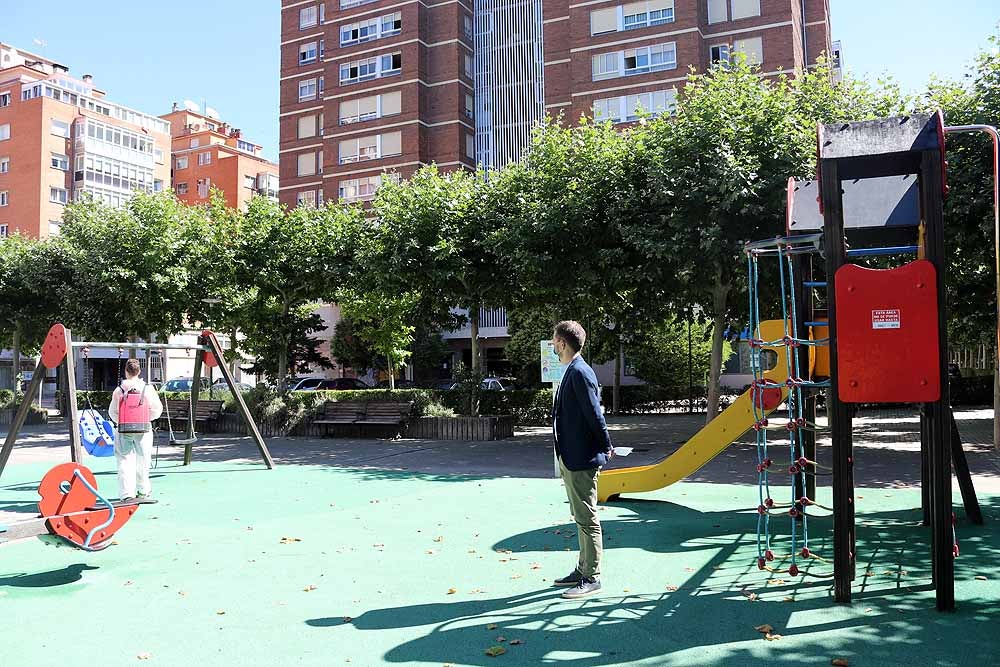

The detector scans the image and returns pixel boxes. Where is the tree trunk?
[277,301,290,392]
[705,274,730,425]
[11,322,21,392]
[613,335,622,415]
[230,327,240,378]
[388,355,395,390]
[470,306,481,417]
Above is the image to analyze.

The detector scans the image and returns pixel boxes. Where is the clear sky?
[2,1,998,163]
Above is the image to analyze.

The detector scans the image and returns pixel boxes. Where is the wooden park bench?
[313,401,365,435]
[157,399,225,429]
[357,401,414,437]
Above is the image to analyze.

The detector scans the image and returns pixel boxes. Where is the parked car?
[290,377,325,391]
[375,379,418,389]
[481,378,510,391]
[210,379,254,392]
[162,377,211,392]
[296,377,372,391]
[433,379,459,390]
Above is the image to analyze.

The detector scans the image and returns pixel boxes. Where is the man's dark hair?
[124,358,141,377]
[554,320,586,353]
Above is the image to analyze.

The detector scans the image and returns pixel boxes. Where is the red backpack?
[117,382,151,433]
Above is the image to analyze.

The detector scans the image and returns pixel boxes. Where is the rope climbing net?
[745,233,832,578]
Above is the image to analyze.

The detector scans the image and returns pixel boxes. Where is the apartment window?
[297,190,317,207]
[590,8,617,35]
[709,0,759,23]
[465,134,475,160]
[297,152,317,176]
[381,53,401,75]
[300,6,318,29]
[464,14,473,39]
[381,91,401,116]
[51,153,69,170]
[0,157,8,173]
[623,43,676,75]
[594,89,677,123]
[710,44,729,65]
[48,221,61,236]
[176,156,189,169]
[176,182,188,195]
[299,42,318,65]
[320,39,325,59]
[623,1,675,30]
[51,119,71,138]
[191,138,200,148]
[320,2,325,22]
[154,148,164,163]
[244,175,257,189]
[381,132,401,157]
[198,151,212,166]
[317,189,324,206]
[339,91,399,124]
[592,53,620,81]
[0,92,10,107]
[733,36,763,66]
[0,124,8,141]
[464,54,473,78]
[299,78,318,101]
[319,76,325,94]
[340,53,400,85]
[383,12,402,35]
[339,175,380,201]
[464,94,474,119]
[197,178,211,198]
[153,179,164,192]
[50,187,68,204]
[0,192,7,207]
[298,114,318,138]
[0,224,7,236]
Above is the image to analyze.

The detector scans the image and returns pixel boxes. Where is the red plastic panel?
[40,323,67,369]
[835,260,940,403]
[201,330,219,368]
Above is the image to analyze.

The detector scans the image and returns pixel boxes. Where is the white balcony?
[441,307,509,340]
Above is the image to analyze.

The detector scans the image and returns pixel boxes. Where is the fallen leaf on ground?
[426,550,437,555]
[485,646,506,657]
[486,623,498,630]
[509,639,523,645]
[304,585,317,592]
[754,624,774,634]
[216,610,226,615]
[433,536,444,542]
[496,636,506,642]
[178,591,187,597]
[975,575,987,581]
[342,616,353,623]
[279,537,301,544]
[832,659,850,666]
[530,564,541,570]
[665,585,678,592]
[745,592,759,602]
[510,575,522,580]
[767,579,786,586]
[783,597,795,602]
[124,580,134,586]
[764,633,783,641]
[137,652,152,660]
[447,588,457,594]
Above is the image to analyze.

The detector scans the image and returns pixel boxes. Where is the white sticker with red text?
[872,309,901,330]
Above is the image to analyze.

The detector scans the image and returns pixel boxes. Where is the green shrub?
[0,389,15,410]
[422,401,457,418]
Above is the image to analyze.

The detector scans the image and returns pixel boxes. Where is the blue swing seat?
[79,409,116,457]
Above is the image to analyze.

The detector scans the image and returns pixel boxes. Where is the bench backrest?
[165,399,224,416]
[364,402,413,417]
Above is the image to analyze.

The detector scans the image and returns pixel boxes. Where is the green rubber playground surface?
[2,455,999,666]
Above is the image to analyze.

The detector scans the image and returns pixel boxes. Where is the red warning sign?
[872,309,901,330]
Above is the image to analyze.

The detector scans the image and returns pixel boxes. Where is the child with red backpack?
[109,358,163,502]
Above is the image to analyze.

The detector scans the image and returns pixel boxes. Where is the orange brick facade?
[278,1,832,208]
[160,108,279,210]
[0,45,171,239]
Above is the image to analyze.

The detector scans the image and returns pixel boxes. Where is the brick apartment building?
[160,103,279,210]
[278,0,834,381]
[0,43,171,240]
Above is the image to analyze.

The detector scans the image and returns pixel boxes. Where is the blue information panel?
[540,341,566,384]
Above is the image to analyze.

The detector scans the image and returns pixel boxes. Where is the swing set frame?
[0,323,274,479]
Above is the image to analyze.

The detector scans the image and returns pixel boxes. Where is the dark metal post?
[185,349,203,465]
[921,150,955,611]
[63,328,83,463]
[687,309,694,414]
[822,159,856,603]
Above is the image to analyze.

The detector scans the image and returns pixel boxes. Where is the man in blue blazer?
[551,320,614,598]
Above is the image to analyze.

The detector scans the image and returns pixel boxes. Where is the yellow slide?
[598,320,791,502]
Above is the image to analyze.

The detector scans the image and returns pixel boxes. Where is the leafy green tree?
[329,317,377,374]
[57,192,213,343]
[369,166,517,413]
[504,117,675,412]
[339,291,419,389]
[232,197,362,391]
[626,315,722,392]
[241,304,333,382]
[648,58,910,422]
[0,235,64,389]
